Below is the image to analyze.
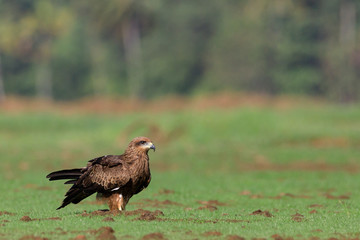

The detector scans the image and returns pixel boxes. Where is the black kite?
[46,136,155,212]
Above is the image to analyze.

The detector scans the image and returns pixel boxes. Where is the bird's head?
[127,136,156,154]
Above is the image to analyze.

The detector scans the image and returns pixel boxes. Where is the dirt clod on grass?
[309,209,318,214]
[197,199,226,212]
[80,208,164,221]
[0,211,15,216]
[19,235,49,240]
[270,234,295,240]
[20,215,61,222]
[203,231,222,237]
[95,226,116,240]
[240,190,252,195]
[124,209,164,221]
[226,235,245,240]
[309,204,324,208]
[73,235,87,240]
[154,189,175,196]
[136,210,164,221]
[250,209,273,217]
[20,216,33,222]
[141,232,166,240]
[324,193,350,199]
[198,205,218,211]
[291,213,305,222]
[270,193,312,199]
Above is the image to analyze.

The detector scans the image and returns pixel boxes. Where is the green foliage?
[0,0,360,101]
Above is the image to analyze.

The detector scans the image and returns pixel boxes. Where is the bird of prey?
[46,136,155,212]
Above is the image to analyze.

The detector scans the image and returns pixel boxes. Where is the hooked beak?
[149,143,156,152]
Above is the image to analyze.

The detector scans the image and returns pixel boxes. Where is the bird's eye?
[139,141,146,144]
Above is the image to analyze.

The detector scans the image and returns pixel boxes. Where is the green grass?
[1,103,360,239]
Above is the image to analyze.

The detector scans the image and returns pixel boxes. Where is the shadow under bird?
[46,136,155,212]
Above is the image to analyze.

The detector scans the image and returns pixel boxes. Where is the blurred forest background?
[0,0,360,102]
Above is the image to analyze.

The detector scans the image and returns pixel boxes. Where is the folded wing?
[46,155,130,210]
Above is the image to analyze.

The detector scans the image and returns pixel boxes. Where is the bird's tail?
[46,168,84,184]
[47,168,95,210]
[56,186,96,210]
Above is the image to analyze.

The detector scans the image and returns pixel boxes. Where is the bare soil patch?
[197,205,218,211]
[130,209,164,221]
[95,226,116,240]
[269,193,312,199]
[154,189,175,196]
[19,235,49,240]
[324,193,350,199]
[250,210,273,217]
[79,208,165,221]
[226,235,246,240]
[141,232,166,240]
[0,94,320,114]
[197,199,227,211]
[20,216,33,222]
[0,211,15,216]
[310,137,354,149]
[72,235,87,240]
[270,234,295,240]
[203,231,222,237]
[308,204,324,208]
[20,216,61,222]
[46,217,61,221]
[291,213,305,222]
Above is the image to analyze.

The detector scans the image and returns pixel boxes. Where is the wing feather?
[80,155,130,190]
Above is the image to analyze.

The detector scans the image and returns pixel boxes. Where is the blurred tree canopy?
[0,0,359,102]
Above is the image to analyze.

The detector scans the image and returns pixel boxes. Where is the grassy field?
[0,97,360,239]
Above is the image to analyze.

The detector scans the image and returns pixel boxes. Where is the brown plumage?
[46,136,155,212]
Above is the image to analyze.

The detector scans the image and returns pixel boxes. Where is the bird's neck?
[123,150,149,164]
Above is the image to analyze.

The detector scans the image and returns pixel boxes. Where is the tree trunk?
[35,60,53,100]
[87,28,109,97]
[122,17,144,99]
[338,0,357,102]
[339,0,356,48]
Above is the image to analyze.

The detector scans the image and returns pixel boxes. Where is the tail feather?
[46,168,83,181]
[47,167,95,210]
[64,180,77,185]
[57,187,96,210]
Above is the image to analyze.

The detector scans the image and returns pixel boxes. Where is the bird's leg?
[119,194,124,211]
[120,195,130,211]
[108,193,121,213]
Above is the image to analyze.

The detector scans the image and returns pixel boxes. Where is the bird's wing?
[81,155,131,190]
[57,155,131,209]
